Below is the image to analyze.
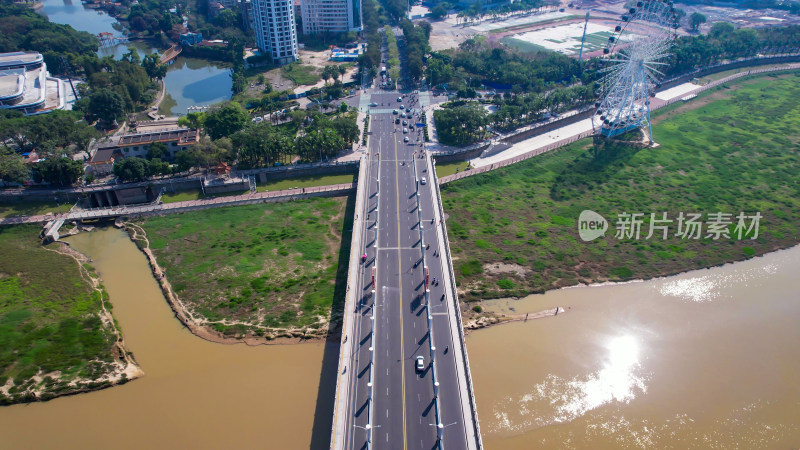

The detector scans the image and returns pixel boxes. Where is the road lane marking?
[394,120,408,450]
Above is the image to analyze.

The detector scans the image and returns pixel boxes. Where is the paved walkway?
[0,183,355,226]
[465,62,800,171]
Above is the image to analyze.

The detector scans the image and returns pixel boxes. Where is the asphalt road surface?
[344,91,471,450]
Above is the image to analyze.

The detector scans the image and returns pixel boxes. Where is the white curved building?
[0,52,68,115]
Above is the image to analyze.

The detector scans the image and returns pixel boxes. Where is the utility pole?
[578,11,590,64]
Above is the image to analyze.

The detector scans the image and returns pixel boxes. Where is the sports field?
[502,22,635,55]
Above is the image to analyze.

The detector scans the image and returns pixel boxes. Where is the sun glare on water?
[492,335,648,433]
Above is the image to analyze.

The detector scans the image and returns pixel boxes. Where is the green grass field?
[0,225,119,404]
[159,174,356,203]
[434,161,472,178]
[257,173,355,192]
[160,189,249,204]
[134,196,352,338]
[0,201,72,218]
[281,63,320,86]
[442,73,800,301]
[500,36,550,54]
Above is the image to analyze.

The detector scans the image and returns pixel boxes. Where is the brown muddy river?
[1,228,798,449]
[469,246,800,449]
[0,228,337,449]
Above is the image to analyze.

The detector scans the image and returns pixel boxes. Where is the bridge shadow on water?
[309,192,356,449]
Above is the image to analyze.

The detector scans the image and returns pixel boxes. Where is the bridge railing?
[428,152,483,449]
[330,157,369,450]
[33,183,358,222]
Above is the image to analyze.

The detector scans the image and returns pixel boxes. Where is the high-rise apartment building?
[300,0,361,35]
[252,0,299,65]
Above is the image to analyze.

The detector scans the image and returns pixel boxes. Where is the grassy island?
[442,72,800,301]
[0,225,136,404]
[130,196,352,340]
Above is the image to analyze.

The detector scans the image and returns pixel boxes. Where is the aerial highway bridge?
[330,90,482,450]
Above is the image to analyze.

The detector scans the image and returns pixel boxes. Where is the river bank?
[120,197,352,345]
[124,222,329,345]
[468,243,800,448]
[442,72,800,303]
[0,225,142,405]
[0,227,333,448]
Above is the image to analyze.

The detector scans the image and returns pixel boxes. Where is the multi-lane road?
[340,90,478,449]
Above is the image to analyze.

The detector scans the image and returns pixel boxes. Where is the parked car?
[402,120,408,126]
[404,136,409,142]
[403,128,408,134]
[369,102,378,107]
[397,97,402,102]
[393,109,398,115]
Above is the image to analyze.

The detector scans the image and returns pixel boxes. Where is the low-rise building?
[179,32,204,46]
[0,52,69,115]
[88,128,200,175]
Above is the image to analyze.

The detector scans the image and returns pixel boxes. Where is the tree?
[113,157,148,181]
[203,103,248,140]
[146,142,169,160]
[289,109,308,128]
[87,88,125,128]
[177,112,206,130]
[142,53,167,80]
[215,9,239,28]
[147,158,171,176]
[433,103,488,147]
[338,64,347,81]
[321,67,331,85]
[0,147,29,185]
[430,3,449,20]
[332,116,359,145]
[121,47,141,64]
[35,157,83,187]
[689,12,707,31]
[231,123,294,168]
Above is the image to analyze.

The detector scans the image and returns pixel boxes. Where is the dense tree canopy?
[434,103,488,147]
[113,157,149,181]
[204,103,249,140]
[400,19,430,82]
[86,89,126,128]
[0,147,29,185]
[0,110,99,156]
[34,157,84,187]
[0,3,98,59]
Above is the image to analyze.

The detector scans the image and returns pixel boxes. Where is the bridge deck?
[331,91,480,450]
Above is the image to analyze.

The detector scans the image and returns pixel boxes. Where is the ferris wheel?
[592,0,679,143]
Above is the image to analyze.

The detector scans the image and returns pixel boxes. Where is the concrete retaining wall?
[428,155,484,449]
[431,143,489,163]
[658,53,800,91]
